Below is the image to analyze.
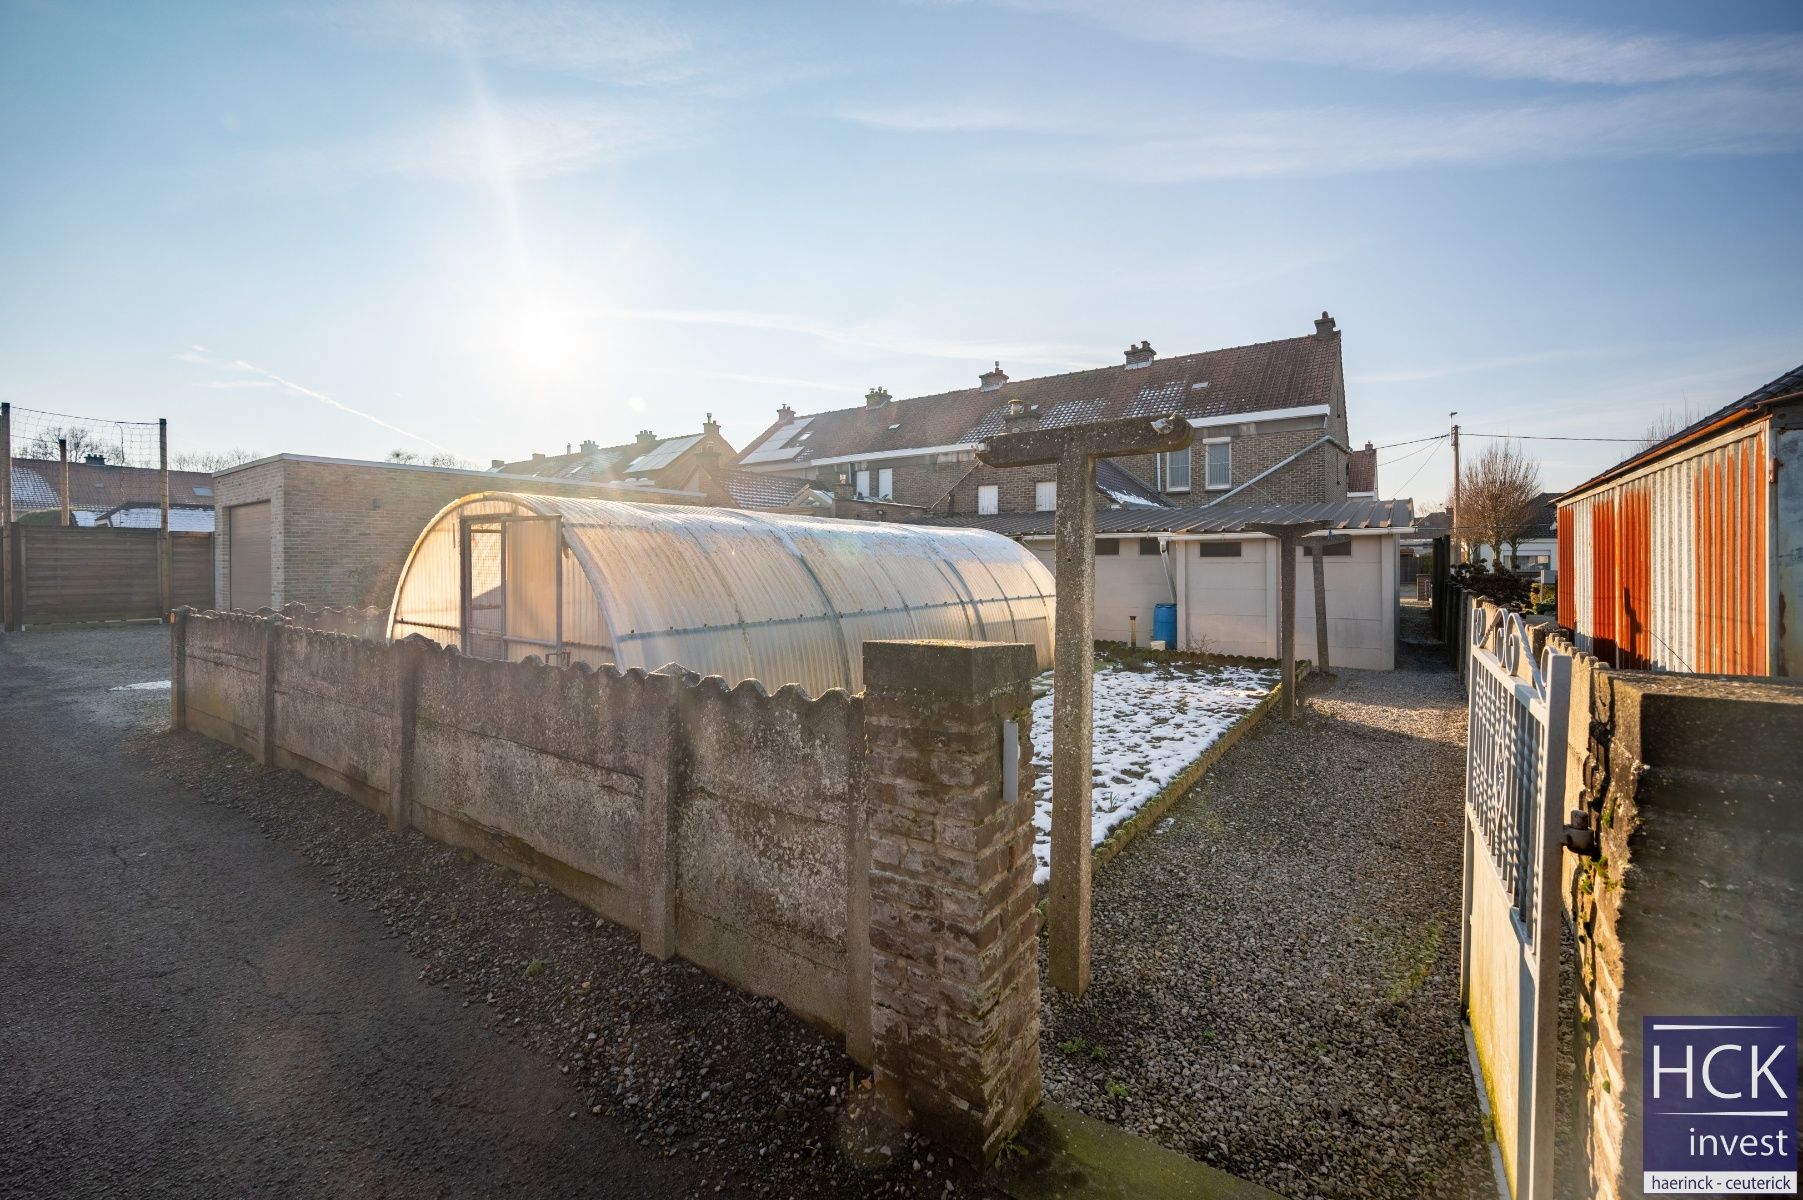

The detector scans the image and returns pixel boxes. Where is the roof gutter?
[1203,434,1350,507]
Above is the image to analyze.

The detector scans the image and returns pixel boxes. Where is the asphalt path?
[0,623,703,1198]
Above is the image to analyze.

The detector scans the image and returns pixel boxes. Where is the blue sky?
[3,0,1800,503]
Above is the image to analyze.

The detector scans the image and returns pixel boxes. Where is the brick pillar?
[862,639,1041,1165]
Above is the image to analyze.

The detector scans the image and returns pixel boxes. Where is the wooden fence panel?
[172,532,214,611]
[14,525,213,624]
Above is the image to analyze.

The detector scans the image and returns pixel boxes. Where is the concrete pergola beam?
[978,413,1193,997]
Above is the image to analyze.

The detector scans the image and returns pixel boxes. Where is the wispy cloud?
[1352,345,1649,387]
[250,97,695,190]
[845,82,1803,179]
[1000,0,1803,86]
[307,0,697,86]
[645,366,873,397]
[585,306,1115,370]
[177,349,456,453]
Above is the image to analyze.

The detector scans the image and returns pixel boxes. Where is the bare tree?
[388,448,473,469]
[1636,402,1699,452]
[1457,439,1542,567]
[171,447,261,473]
[22,425,117,463]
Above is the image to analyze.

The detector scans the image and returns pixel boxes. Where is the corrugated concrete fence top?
[387,492,1057,695]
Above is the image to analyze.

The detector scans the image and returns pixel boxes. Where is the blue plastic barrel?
[1153,603,1177,647]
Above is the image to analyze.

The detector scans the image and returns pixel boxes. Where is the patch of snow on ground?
[109,680,171,691]
[1028,660,1278,884]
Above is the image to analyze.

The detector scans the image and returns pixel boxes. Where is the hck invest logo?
[1643,1017,1798,1194]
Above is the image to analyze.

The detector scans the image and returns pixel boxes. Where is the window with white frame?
[977,484,999,515]
[854,467,871,497]
[1203,438,1231,490]
[1160,450,1191,493]
[877,467,894,500]
[1034,480,1057,511]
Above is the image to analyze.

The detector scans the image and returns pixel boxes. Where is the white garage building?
[921,499,1413,670]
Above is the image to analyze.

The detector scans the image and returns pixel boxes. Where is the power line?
[1379,439,1441,468]
[1461,432,1645,443]
[1366,433,1448,451]
[1388,439,1444,498]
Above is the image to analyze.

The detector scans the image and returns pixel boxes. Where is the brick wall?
[863,639,1041,1163]
[213,457,702,611]
[931,417,1345,515]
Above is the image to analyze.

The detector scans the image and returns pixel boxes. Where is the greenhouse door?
[458,514,563,663]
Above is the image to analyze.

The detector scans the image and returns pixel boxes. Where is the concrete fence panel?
[169,610,1041,1162]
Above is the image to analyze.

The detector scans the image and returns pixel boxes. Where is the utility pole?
[1449,412,1461,565]
[1,401,12,631]
[159,417,172,620]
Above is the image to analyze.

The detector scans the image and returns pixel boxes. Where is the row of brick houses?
[731,313,1362,517]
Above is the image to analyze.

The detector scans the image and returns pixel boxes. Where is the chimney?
[979,362,1008,392]
[636,429,658,449]
[531,452,546,462]
[490,458,506,470]
[1315,311,1338,339]
[777,403,796,423]
[84,453,106,466]
[580,439,598,453]
[703,411,721,437]
[1003,396,1039,433]
[1123,340,1156,369]
[865,386,891,409]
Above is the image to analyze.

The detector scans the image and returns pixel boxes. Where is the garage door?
[228,501,272,611]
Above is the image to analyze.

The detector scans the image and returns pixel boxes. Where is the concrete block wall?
[171,611,1045,1163]
[1552,656,1803,1200]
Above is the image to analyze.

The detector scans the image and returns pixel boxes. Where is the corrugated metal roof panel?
[913,497,1413,537]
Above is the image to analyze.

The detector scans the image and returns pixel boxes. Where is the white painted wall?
[1027,532,1400,669]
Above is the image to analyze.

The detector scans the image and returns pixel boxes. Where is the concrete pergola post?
[978,413,1192,996]
[1248,521,1330,719]
[1304,532,1349,677]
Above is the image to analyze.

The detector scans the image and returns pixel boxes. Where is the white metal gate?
[1459,597,1571,1200]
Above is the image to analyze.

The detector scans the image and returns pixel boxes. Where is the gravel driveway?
[1039,605,1496,1200]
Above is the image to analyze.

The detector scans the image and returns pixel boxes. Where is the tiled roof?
[720,469,814,510]
[1564,362,1803,497]
[1095,459,1168,508]
[9,459,214,513]
[1347,443,1377,494]
[1528,491,1559,537]
[737,328,1342,468]
[497,442,647,481]
[913,497,1412,538]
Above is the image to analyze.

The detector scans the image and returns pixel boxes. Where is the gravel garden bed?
[1038,616,1496,1200]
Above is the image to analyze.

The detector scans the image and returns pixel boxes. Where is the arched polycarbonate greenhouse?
[387,492,1057,695]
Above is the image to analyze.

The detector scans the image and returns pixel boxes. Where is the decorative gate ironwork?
[1459,596,1571,1200]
